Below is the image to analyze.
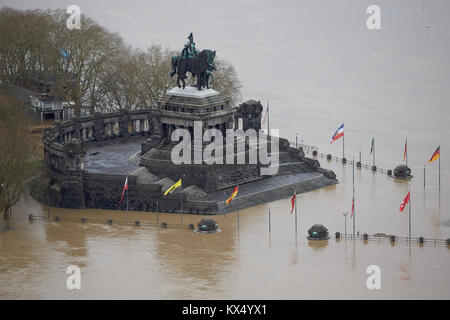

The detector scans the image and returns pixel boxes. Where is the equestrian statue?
[170,33,216,90]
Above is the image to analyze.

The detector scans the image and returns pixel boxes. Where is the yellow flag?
[163,179,182,196]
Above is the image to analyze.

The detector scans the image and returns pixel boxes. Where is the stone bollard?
[107,219,113,225]
[327,154,332,160]
[189,224,195,230]
[29,214,34,221]
[81,217,86,223]
[335,232,341,239]
[161,222,167,228]
[54,216,60,222]
[390,235,396,243]
[312,150,318,156]
[134,221,140,226]
[363,233,368,241]
[419,236,424,245]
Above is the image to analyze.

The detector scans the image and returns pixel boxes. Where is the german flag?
[226,185,239,205]
[428,146,440,163]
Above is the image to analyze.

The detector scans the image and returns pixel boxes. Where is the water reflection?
[307,240,329,250]
[45,222,89,261]
[155,223,238,285]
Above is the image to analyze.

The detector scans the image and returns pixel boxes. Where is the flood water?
[1,0,450,299]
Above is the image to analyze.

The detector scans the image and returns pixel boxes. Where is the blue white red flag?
[330,123,344,143]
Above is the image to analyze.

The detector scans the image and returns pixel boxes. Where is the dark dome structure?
[393,164,412,179]
[307,224,330,240]
[195,218,219,233]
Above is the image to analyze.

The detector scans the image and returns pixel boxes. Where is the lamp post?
[342,212,348,236]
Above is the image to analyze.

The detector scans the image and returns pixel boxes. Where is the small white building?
[30,94,90,121]
[30,93,64,121]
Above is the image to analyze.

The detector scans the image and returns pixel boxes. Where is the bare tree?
[134,45,177,108]
[0,95,39,219]
[98,45,142,111]
[210,58,242,105]
[0,8,52,88]
[47,10,123,116]
[0,7,242,113]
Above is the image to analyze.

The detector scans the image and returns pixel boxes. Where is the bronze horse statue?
[170,49,216,90]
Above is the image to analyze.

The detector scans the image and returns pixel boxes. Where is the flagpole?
[267,100,270,137]
[439,148,441,193]
[180,182,183,225]
[294,187,298,234]
[342,128,345,159]
[352,157,355,237]
[408,189,411,241]
[268,208,271,233]
[406,137,408,166]
[373,138,376,167]
[223,190,227,217]
[126,176,129,223]
[343,212,347,236]
[424,164,426,189]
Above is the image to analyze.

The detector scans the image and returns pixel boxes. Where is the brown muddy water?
[1,159,449,299]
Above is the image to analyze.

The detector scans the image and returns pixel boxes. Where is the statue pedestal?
[166,86,219,99]
[141,87,261,192]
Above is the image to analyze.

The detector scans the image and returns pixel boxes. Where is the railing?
[335,232,449,246]
[28,214,192,230]
[288,140,390,174]
[27,214,450,247]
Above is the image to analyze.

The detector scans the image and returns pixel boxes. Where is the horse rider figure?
[181,33,198,59]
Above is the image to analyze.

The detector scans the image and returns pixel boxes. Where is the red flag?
[399,191,410,212]
[290,193,296,214]
[119,176,128,204]
[351,197,355,218]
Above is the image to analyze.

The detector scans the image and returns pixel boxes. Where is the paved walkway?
[198,172,322,202]
[84,137,145,174]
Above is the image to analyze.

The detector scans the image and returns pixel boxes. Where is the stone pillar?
[73,120,81,140]
[93,113,104,141]
[119,111,130,138]
[61,139,86,208]
[131,120,136,135]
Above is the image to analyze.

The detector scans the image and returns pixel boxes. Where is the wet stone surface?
[84,137,145,174]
